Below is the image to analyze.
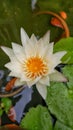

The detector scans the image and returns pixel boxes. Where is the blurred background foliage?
[0,0,73,69]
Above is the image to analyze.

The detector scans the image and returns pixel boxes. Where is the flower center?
[23,57,48,79]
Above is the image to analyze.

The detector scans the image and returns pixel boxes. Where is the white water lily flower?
[1,28,67,99]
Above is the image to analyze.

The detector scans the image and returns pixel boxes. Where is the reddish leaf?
[3,124,25,130]
[5,78,17,92]
[51,17,64,29]
[8,107,16,122]
[0,117,1,126]
[59,11,67,19]
[5,124,19,128]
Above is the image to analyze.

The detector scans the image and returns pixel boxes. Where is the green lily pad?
[54,121,72,130]
[54,37,73,64]
[20,105,53,130]
[46,82,73,129]
[63,65,73,89]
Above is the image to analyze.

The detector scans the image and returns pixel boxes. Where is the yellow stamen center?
[23,57,48,79]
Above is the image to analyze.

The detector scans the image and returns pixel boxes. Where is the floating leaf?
[62,65,73,89]
[46,82,73,129]
[20,105,52,130]
[5,78,17,92]
[54,121,72,130]
[54,37,73,64]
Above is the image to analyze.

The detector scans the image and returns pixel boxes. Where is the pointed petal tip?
[43,30,50,39]
[47,30,50,34]
[20,27,27,36]
[63,51,67,55]
[43,30,51,44]
[14,78,25,87]
[11,42,19,49]
[11,42,15,46]
[61,51,67,57]
[46,30,50,35]
[63,76,69,83]
[46,30,50,37]
[0,46,12,56]
[21,27,24,33]
[60,51,67,60]
[36,83,47,100]
[58,74,68,82]
[50,71,68,83]
[20,27,29,46]
[0,46,6,50]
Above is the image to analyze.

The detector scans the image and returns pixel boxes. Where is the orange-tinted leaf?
[0,118,1,126]
[59,11,67,19]
[8,107,16,122]
[3,124,26,130]
[5,78,17,92]
[51,17,64,29]
[5,124,19,128]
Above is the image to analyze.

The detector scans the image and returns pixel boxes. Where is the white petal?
[12,42,26,62]
[21,27,29,47]
[48,42,54,55]
[37,38,53,58]
[38,31,50,49]
[14,78,26,86]
[39,42,54,58]
[20,74,29,82]
[53,51,67,62]
[39,76,50,86]
[50,51,67,68]
[42,30,50,44]
[5,61,22,77]
[30,34,37,43]
[38,44,49,58]
[5,62,14,70]
[1,46,15,60]
[24,42,39,58]
[24,44,34,58]
[9,72,21,78]
[27,77,41,87]
[36,82,47,99]
[49,70,68,82]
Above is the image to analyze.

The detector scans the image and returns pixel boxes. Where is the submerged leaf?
[20,105,53,130]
